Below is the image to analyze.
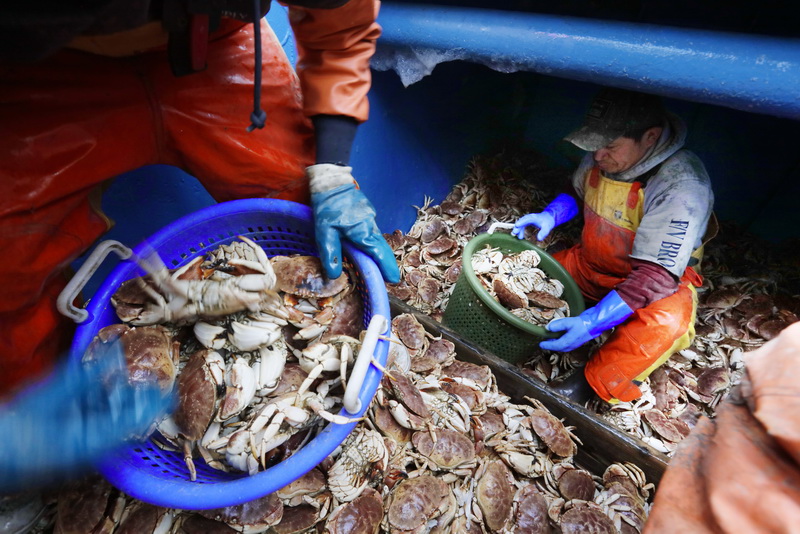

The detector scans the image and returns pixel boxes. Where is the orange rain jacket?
[0,0,381,396]
[645,321,800,533]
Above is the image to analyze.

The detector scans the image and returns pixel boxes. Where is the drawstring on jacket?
[247,0,267,132]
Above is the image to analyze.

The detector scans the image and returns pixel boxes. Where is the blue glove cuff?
[583,290,634,337]
[543,193,579,227]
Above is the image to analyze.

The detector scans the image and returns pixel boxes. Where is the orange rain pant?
[554,167,701,403]
[644,321,800,533]
[0,20,314,396]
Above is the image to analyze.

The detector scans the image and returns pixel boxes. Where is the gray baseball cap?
[564,88,665,151]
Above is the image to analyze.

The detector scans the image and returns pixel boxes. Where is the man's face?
[592,127,661,174]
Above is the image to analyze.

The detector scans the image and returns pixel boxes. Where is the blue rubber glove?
[308,164,400,283]
[540,291,634,352]
[512,193,579,241]
[0,345,172,492]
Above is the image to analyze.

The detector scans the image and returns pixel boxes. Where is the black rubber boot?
[549,369,596,405]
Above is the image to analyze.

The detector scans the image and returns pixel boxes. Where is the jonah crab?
[197,493,284,534]
[593,463,652,533]
[382,475,456,533]
[324,487,383,534]
[473,458,516,532]
[112,236,286,326]
[326,426,388,503]
[472,247,570,326]
[83,323,180,395]
[408,428,477,477]
[525,397,580,458]
[170,348,227,480]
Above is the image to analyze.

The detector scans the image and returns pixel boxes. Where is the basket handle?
[343,314,389,415]
[57,240,134,324]
[487,222,514,234]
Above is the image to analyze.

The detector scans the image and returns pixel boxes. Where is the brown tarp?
[645,322,800,533]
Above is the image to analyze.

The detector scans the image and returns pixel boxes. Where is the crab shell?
[275,468,327,507]
[476,409,507,440]
[642,409,684,443]
[54,476,125,534]
[369,403,413,445]
[84,324,179,395]
[442,359,493,390]
[198,493,283,534]
[324,487,383,534]
[385,475,452,532]
[270,504,324,534]
[559,501,617,534]
[115,502,173,534]
[475,459,515,532]
[528,407,578,458]
[416,277,442,304]
[702,287,745,311]
[411,428,476,471]
[178,514,238,533]
[443,260,463,283]
[384,370,431,420]
[174,349,223,441]
[321,289,364,340]
[420,218,447,244]
[493,276,528,309]
[526,289,567,310]
[553,464,596,502]
[514,484,550,534]
[392,313,428,351]
[440,378,485,414]
[271,255,349,298]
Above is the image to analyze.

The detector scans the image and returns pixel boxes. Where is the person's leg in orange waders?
[542,242,700,404]
[0,19,312,397]
[583,277,698,403]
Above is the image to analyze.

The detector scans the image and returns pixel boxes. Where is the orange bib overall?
[554,167,702,402]
[0,20,315,396]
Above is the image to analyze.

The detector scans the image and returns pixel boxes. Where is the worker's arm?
[286,0,381,122]
[286,0,399,282]
[0,347,171,492]
[541,260,678,352]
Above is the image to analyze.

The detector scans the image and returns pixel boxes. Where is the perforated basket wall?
[442,233,585,364]
[69,199,390,510]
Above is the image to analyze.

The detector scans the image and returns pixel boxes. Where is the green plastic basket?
[442,233,585,364]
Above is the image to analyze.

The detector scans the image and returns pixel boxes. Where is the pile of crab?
[43,311,655,534]
[589,221,800,455]
[471,245,570,326]
[384,150,575,319]
[84,236,369,480]
[383,148,800,457]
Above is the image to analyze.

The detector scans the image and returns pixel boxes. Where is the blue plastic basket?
[69,198,390,510]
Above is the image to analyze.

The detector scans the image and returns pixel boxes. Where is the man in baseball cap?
[512,86,715,405]
[564,87,667,152]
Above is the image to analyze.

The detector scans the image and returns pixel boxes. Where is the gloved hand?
[512,193,579,241]
[0,345,172,492]
[540,290,633,352]
[308,164,401,283]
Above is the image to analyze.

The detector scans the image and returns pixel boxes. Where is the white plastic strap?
[57,240,133,324]
[487,222,515,234]
[342,314,389,415]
